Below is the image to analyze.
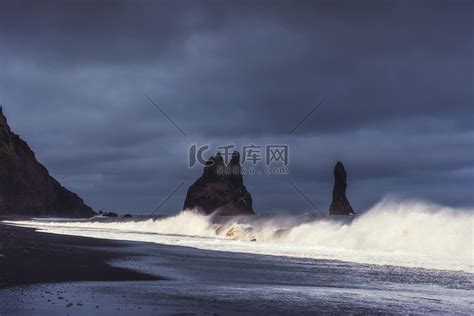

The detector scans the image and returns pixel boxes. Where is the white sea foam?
[5,199,473,272]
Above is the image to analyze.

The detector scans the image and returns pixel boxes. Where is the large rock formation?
[183,151,254,215]
[329,161,355,215]
[0,106,95,217]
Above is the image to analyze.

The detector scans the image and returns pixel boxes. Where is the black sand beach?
[0,222,472,315]
[0,223,158,287]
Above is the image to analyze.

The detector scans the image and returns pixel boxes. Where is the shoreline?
[0,222,472,314]
[6,213,471,274]
[0,223,159,288]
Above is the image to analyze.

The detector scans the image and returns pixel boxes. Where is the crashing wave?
[4,198,473,272]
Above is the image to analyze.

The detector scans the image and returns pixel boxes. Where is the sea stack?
[329,161,355,215]
[183,151,254,215]
[0,106,95,217]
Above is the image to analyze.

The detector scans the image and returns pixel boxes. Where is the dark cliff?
[329,161,355,215]
[0,106,95,217]
[183,151,254,215]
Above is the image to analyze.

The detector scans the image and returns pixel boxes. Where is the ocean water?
[2,198,474,314]
[5,198,473,273]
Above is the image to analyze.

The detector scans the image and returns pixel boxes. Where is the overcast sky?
[0,0,472,215]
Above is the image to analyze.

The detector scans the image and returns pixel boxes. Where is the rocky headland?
[0,106,95,217]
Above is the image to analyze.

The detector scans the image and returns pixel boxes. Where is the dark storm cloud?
[0,0,472,213]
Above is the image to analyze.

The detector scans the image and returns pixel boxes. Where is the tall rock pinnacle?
[329,161,355,215]
[183,151,254,215]
[0,106,95,217]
